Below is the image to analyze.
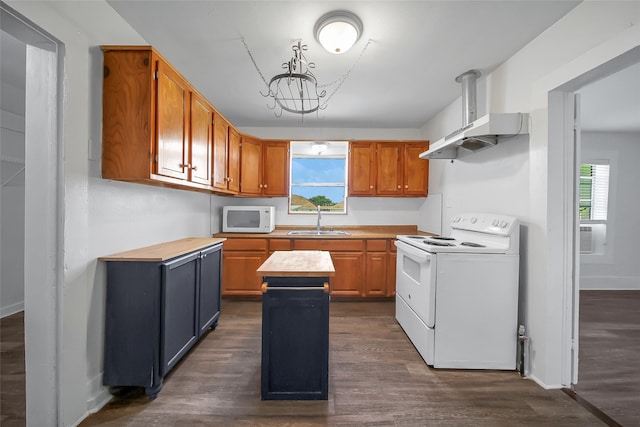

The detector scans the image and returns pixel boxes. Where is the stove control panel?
[451,213,519,236]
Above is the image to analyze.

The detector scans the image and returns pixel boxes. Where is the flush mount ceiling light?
[311,141,328,154]
[314,11,363,54]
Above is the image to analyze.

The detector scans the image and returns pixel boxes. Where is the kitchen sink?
[287,230,351,236]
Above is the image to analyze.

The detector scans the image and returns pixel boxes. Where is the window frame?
[288,141,349,214]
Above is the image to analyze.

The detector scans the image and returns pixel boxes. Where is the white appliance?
[222,206,276,233]
[395,213,520,369]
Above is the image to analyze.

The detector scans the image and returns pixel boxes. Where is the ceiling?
[106,0,581,129]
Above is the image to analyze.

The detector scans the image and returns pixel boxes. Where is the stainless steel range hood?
[420,70,529,160]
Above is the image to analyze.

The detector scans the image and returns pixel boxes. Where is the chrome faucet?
[316,205,322,232]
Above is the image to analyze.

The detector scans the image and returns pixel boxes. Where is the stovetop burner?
[460,242,485,248]
[405,235,428,239]
[423,240,455,247]
[429,236,456,241]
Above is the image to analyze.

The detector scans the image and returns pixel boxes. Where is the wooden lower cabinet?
[222,239,268,296]
[221,237,397,298]
[365,240,389,297]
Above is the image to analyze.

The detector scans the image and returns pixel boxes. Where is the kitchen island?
[257,250,335,400]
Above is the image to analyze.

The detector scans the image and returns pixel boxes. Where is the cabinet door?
[212,113,229,190]
[161,252,199,376]
[198,245,222,335]
[330,252,365,297]
[365,252,388,296]
[222,251,267,295]
[376,142,403,196]
[227,127,241,193]
[348,142,376,196]
[403,142,429,196]
[239,135,262,196]
[189,93,213,185]
[156,59,190,180]
[262,140,289,197]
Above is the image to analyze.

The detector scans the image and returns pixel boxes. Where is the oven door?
[394,240,437,327]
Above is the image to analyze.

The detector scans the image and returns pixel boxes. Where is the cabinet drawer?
[223,238,268,251]
[366,240,388,252]
[269,239,292,251]
[293,239,364,251]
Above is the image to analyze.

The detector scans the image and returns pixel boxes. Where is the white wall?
[0,31,26,317]
[5,1,226,425]
[420,1,640,388]
[580,131,640,290]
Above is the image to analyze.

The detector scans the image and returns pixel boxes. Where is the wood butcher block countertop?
[215,225,435,239]
[257,251,335,277]
[99,237,226,262]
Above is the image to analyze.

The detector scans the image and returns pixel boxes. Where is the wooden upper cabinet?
[348,142,376,196]
[403,142,430,196]
[239,139,289,197]
[212,113,240,194]
[189,92,213,185]
[212,113,229,191]
[227,127,240,193]
[156,59,190,181]
[239,135,262,196]
[349,141,429,197]
[262,140,289,197]
[102,46,213,192]
[376,142,403,196]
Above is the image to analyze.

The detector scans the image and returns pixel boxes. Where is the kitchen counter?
[214,225,434,239]
[99,237,227,261]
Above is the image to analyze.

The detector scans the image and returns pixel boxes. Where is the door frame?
[549,45,640,386]
[1,3,63,424]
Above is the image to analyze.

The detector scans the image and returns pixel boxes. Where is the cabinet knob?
[369,185,373,189]
[191,165,198,171]
[397,185,401,189]
[263,184,268,188]
[259,184,263,188]
[405,185,408,189]
[179,163,189,169]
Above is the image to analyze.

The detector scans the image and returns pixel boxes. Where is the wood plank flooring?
[0,311,25,427]
[79,301,601,426]
[5,297,636,426]
[574,290,640,427]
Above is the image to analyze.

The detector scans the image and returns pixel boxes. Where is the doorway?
[0,3,62,425]
[549,47,640,425]
[572,61,640,426]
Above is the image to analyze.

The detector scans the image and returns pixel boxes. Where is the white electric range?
[395,213,520,369]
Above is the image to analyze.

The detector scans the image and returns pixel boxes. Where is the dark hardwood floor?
[574,290,640,427]
[0,311,25,427]
[80,300,601,426]
[5,296,636,426]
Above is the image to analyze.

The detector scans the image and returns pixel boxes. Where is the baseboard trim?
[580,276,640,290]
[1,301,24,318]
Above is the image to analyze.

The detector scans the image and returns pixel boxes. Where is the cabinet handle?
[191,165,198,171]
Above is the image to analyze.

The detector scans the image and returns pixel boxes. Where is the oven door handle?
[395,240,432,263]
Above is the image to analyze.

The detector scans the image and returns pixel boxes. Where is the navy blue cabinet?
[261,276,330,400]
[102,242,222,398]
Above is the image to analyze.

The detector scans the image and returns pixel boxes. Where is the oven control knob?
[470,217,477,224]
[500,220,509,228]
[492,219,500,226]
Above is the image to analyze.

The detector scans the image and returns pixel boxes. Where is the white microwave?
[222,206,276,233]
